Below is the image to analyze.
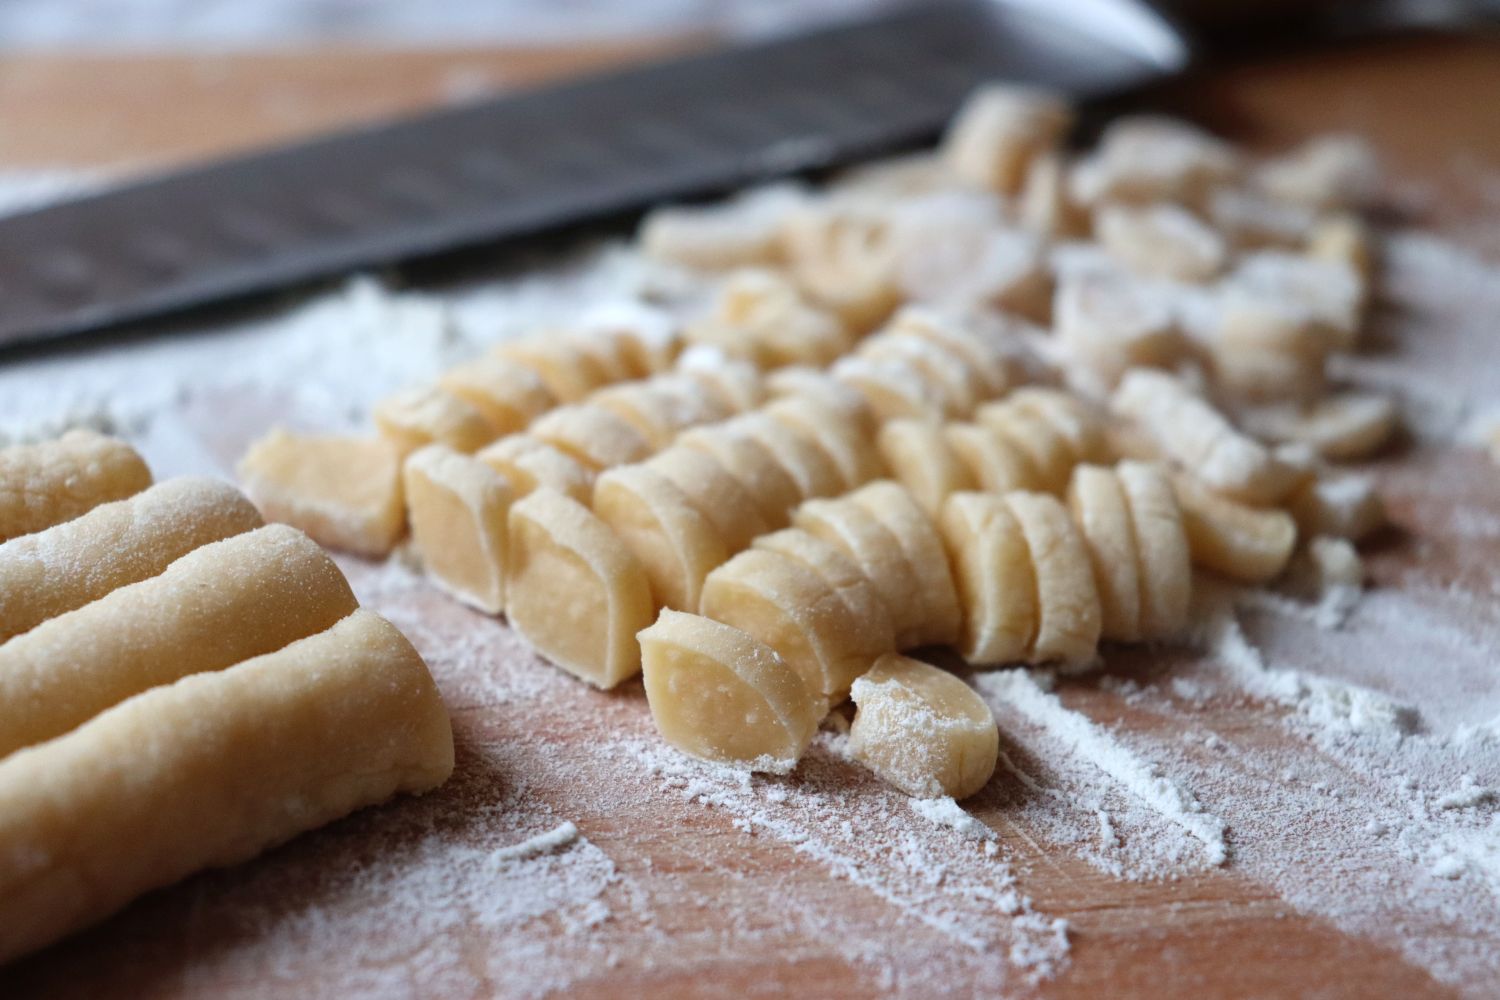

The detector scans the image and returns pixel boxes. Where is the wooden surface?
[0,28,1497,1000]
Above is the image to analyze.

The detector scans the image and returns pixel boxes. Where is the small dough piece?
[780,203,901,334]
[638,185,804,270]
[1256,134,1379,211]
[1112,368,1301,505]
[1213,287,1334,403]
[1007,388,1110,467]
[978,402,1076,494]
[1054,272,1185,389]
[849,481,962,648]
[438,355,556,436]
[833,356,952,421]
[688,269,853,368]
[508,489,655,688]
[1285,472,1385,541]
[528,404,655,471]
[889,307,1023,398]
[764,396,886,491]
[944,422,1036,494]
[646,447,770,552]
[941,83,1073,195]
[793,496,924,649]
[677,424,802,527]
[877,419,976,514]
[0,608,453,964]
[765,367,878,439]
[733,413,846,500]
[701,548,876,705]
[1242,392,1398,461]
[752,528,898,658]
[1071,116,1237,208]
[237,428,405,557]
[592,376,732,448]
[1173,473,1297,584]
[495,335,616,403]
[639,610,819,770]
[477,434,594,506]
[1307,214,1375,281]
[581,303,683,376]
[0,477,263,643]
[849,653,999,800]
[1308,534,1363,591]
[858,333,986,417]
[594,465,728,612]
[0,524,358,760]
[1019,152,1091,239]
[404,445,512,614]
[1066,465,1143,643]
[1095,203,1227,283]
[374,385,495,456]
[1117,462,1193,639]
[0,430,151,543]
[677,354,766,413]
[937,493,1037,665]
[1004,491,1102,669]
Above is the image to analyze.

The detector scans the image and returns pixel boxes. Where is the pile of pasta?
[0,431,452,962]
[238,83,1393,803]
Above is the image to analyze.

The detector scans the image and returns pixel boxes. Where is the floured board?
[1,34,1498,1000]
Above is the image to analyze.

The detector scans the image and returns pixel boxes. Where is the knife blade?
[0,0,1188,352]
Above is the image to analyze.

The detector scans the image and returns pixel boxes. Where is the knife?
[0,0,1189,352]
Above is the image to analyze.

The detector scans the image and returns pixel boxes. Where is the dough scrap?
[507,489,655,688]
[849,653,999,800]
[404,445,512,614]
[237,428,406,557]
[0,430,151,544]
[639,609,819,770]
[1173,472,1298,584]
[938,492,1037,665]
[0,608,452,964]
[0,477,263,643]
[0,523,358,759]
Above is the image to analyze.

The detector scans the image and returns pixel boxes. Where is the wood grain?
[0,29,1496,1000]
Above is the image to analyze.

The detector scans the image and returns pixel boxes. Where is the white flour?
[4,173,1499,996]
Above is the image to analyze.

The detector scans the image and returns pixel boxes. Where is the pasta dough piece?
[508,489,655,688]
[848,653,999,800]
[1213,292,1331,403]
[1019,152,1090,239]
[677,424,803,528]
[1066,465,1143,643]
[941,83,1072,195]
[592,376,732,448]
[584,304,683,377]
[677,354,766,413]
[733,413,846,500]
[1307,214,1375,281]
[237,429,406,557]
[638,184,804,270]
[1285,472,1385,541]
[877,419,976,514]
[1117,462,1193,639]
[937,493,1037,665]
[404,445,512,614]
[792,496,925,649]
[686,269,852,368]
[477,434,594,505]
[0,477,263,643]
[496,336,614,403]
[528,404,655,471]
[1095,203,1227,283]
[0,430,151,543]
[857,334,986,417]
[438,355,557,436]
[943,422,1036,494]
[374,385,495,456]
[752,528,898,657]
[1112,368,1301,505]
[645,447,770,552]
[890,307,1023,398]
[593,465,728,612]
[1071,116,1237,208]
[701,548,875,705]
[833,356,952,421]
[764,396,886,491]
[0,608,452,964]
[1242,392,1398,461]
[765,367,878,438]
[1173,473,1297,584]
[0,524,358,760]
[1004,491,1102,669]
[978,403,1076,494]
[849,481,963,648]
[780,203,902,334]
[639,610,818,770]
[1256,134,1379,211]
[1054,272,1184,389]
[1007,388,1110,467]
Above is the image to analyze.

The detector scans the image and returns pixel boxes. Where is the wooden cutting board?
[0,30,1496,999]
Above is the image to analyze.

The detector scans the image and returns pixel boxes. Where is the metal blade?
[0,0,1187,351]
